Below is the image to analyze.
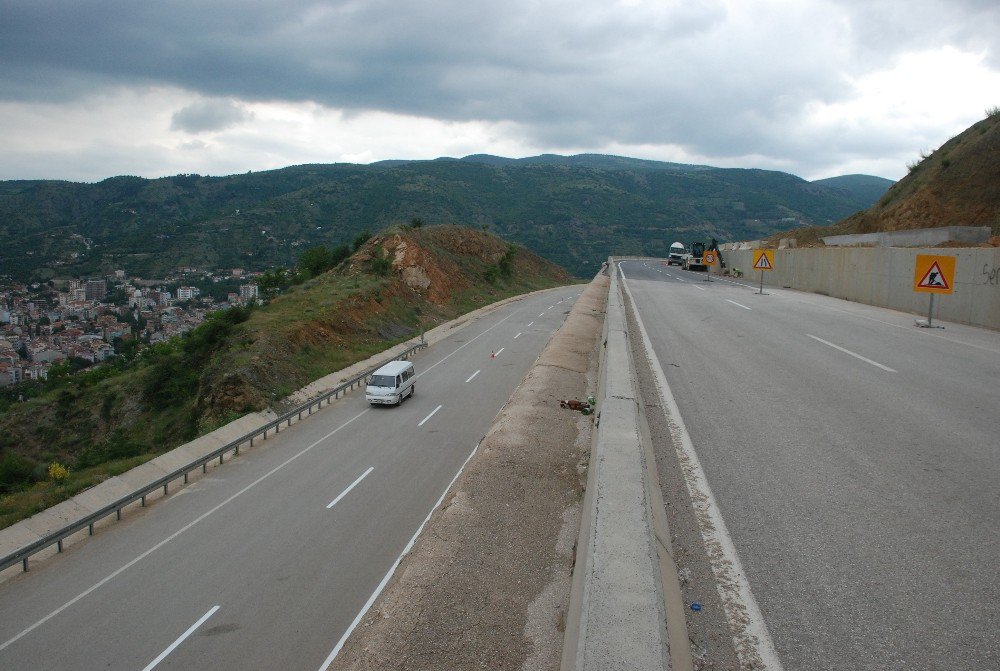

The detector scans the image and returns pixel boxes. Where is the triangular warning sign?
[917,261,949,289]
[753,254,772,270]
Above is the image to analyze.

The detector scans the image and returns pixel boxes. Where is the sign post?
[913,254,955,328]
[703,250,716,282]
[752,250,774,294]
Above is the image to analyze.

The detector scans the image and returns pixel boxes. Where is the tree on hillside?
[299,246,333,278]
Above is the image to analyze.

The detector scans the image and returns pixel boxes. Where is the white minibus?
[365,360,416,406]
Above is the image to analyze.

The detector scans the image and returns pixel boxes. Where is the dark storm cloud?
[0,0,996,180]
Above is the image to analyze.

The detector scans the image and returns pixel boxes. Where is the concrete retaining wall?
[723,247,1000,330]
[821,226,991,247]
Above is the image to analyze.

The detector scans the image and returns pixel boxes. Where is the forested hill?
[0,155,892,279]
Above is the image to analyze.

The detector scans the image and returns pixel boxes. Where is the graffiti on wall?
[983,263,1000,286]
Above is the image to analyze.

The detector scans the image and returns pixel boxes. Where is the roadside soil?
[329,275,608,671]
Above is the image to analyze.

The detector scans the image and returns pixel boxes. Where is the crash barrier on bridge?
[0,340,427,576]
[723,246,1000,331]
[562,262,674,670]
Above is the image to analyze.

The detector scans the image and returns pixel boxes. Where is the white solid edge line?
[317,442,482,671]
[726,299,752,310]
[418,405,442,427]
[806,334,897,372]
[620,270,784,671]
[465,370,481,384]
[0,411,369,654]
[141,605,220,671]
[326,467,375,509]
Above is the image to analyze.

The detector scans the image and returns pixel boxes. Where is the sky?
[1,0,997,183]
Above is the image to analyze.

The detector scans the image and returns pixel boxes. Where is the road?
[0,286,581,671]
[619,260,999,670]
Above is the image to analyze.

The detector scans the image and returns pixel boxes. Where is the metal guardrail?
[1,340,428,574]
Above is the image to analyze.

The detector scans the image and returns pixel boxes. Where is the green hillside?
[0,225,571,528]
[0,155,891,280]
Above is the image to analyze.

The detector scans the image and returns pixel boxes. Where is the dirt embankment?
[329,275,609,671]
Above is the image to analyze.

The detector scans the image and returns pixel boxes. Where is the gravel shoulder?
[328,276,608,671]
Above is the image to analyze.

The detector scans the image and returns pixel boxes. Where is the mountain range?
[0,154,893,280]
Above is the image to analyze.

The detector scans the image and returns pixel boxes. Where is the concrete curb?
[562,264,675,670]
[0,285,574,582]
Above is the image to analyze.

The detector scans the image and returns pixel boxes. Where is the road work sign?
[913,254,955,294]
[752,249,774,271]
[703,251,717,265]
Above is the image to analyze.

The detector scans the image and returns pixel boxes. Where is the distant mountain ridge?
[0,154,893,280]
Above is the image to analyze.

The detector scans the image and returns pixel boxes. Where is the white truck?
[667,241,688,266]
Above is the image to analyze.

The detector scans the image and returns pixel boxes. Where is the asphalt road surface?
[0,286,580,671]
[619,260,999,670]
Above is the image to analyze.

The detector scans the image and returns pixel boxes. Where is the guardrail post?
[117,508,122,520]
[141,495,146,507]
[184,472,189,484]
[23,557,28,572]
[57,539,63,553]
[163,483,168,496]
[89,523,94,535]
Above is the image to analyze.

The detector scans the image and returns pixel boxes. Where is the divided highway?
[619,260,999,670]
[0,286,581,671]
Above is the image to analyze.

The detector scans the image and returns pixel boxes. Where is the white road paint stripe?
[693,285,706,291]
[465,369,480,383]
[415,312,515,379]
[326,467,374,509]
[141,605,220,671]
[493,347,505,357]
[726,299,752,310]
[318,442,483,670]
[620,269,784,671]
[0,411,369,654]
[806,334,896,372]
[514,332,522,339]
[418,405,442,427]
[527,321,534,327]
[676,277,686,283]
[539,312,545,317]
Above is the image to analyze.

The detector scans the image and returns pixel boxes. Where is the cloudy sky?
[1,0,997,183]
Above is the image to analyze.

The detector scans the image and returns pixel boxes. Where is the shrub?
[352,230,372,251]
[368,253,393,276]
[48,462,69,481]
[0,452,39,494]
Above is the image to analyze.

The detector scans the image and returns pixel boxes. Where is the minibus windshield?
[369,375,395,387]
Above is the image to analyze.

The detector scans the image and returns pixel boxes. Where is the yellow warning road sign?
[703,251,717,265]
[752,249,774,271]
[913,254,955,294]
